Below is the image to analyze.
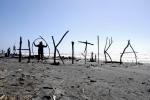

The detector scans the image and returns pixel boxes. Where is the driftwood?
[18,37,31,63]
[97,36,100,64]
[19,37,22,62]
[28,40,31,63]
[90,52,96,62]
[120,40,137,64]
[78,40,94,64]
[51,31,69,65]
[104,37,113,63]
[71,41,74,64]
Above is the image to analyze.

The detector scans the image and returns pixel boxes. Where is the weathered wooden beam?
[28,40,31,63]
[72,41,74,64]
[97,36,99,64]
[19,37,22,62]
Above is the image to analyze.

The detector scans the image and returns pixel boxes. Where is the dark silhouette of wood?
[97,36,100,64]
[90,52,96,62]
[19,37,22,62]
[52,30,69,65]
[78,40,94,64]
[72,41,74,64]
[104,37,113,63]
[95,54,97,62]
[18,37,31,63]
[28,40,31,63]
[120,40,137,64]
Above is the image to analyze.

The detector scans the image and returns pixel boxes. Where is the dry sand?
[0,58,150,100]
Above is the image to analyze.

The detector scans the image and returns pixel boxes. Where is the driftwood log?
[71,41,74,64]
[97,36,100,64]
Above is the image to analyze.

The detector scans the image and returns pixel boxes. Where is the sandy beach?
[0,58,150,100]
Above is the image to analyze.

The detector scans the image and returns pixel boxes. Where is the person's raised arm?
[43,43,48,47]
[33,42,38,47]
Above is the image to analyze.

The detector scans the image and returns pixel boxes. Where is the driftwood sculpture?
[18,36,31,63]
[104,37,113,63]
[79,40,94,64]
[120,40,137,64]
[32,35,50,58]
[52,30,69,65]
[71,41,74,64]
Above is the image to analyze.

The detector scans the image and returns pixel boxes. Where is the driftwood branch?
[19,37,22,62]
[28,40,31,63]
[97,36,100,64]
[72,41,74,64]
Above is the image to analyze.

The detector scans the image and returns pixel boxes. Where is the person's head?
[39,41,43,45]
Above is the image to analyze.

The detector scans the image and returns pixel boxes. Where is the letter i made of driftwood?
[72,41,74,64]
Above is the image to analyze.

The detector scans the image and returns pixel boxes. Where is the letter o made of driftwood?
[32,37,50,58]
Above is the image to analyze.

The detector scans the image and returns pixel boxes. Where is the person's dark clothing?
[7,48,10,57]
[34,42,47,61]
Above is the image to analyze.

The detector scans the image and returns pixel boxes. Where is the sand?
[0,58,150,100]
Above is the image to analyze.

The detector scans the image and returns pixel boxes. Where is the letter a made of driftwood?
[78,40,94,64]
[51,30,69,65]
[32,36,50,58]
[104,37,113,63]
[120,40,138,64]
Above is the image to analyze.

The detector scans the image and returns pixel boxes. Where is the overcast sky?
[0,0,150,61]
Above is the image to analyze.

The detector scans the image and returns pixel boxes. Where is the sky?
[0,0,150,61]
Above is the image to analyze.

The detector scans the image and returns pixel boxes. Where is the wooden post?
[28,40,31,63]
[19,37,22,62]
[97,36,99,64]
[72,41,74,64]
[52,36,57,64]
